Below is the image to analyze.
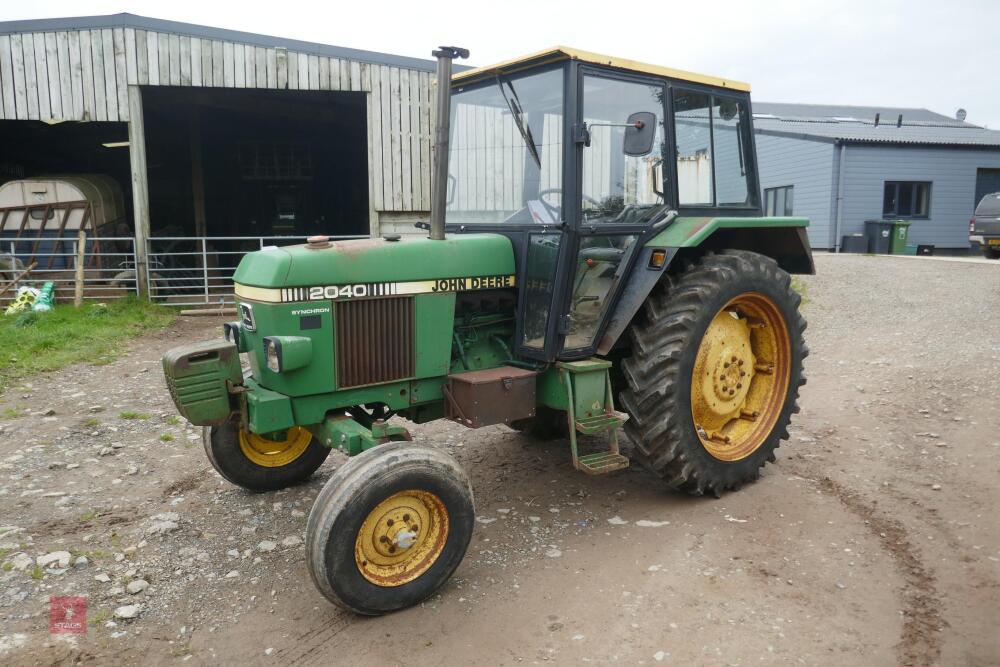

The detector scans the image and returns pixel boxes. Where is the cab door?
[558,71,669,357]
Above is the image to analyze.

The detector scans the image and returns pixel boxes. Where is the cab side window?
[673,89,753,207]
[712,98,750,205]
[674,91,713,205]
[580,76,666,224]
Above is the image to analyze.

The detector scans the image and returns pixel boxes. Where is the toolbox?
[444,366,537,428]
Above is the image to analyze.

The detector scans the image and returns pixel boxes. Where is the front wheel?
[306,442,474,615]
[620,250,808,496]
[204,419,330,492]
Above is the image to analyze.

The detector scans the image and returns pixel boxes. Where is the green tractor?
[162,46,812,615]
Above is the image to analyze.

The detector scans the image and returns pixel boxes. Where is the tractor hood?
[233,234,515,290]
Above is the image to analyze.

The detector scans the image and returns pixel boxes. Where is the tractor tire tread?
[305,442,474,615]
[619,249,807,496]
[203,420,330,493]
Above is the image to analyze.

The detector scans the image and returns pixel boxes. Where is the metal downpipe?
[833,142,847,253]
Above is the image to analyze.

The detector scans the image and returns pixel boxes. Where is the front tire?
[204,419,330,492]
[306,442,474,615]
[620,250,808,496]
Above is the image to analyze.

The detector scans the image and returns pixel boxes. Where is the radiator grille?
[336,297,415,388]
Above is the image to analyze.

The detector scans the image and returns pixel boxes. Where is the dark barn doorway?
[141,87,369,240]
[0,119,132,220]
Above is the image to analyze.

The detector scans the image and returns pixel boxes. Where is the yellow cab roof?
[452,46,751,92]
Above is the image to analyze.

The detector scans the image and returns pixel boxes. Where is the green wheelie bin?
[889,220,912,254]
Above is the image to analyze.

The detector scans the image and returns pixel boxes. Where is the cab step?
[575,412,626,436]
[558,360,630,476]
[576,451,630,475]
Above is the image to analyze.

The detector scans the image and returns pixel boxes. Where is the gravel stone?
[126,579,149,594]
[114,604,142,620]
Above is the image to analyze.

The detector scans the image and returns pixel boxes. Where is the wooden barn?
[0,13,440,301]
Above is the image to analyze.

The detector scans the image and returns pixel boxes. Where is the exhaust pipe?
[429,46,469,241]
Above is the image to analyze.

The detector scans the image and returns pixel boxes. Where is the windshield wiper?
[496,76,542,169]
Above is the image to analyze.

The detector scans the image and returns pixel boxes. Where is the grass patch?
[89,608,111,627]
[1,406,24,419]
[119,410,150,420]
[170,644,193,658]
[2,561,13,572]
[82,417,101,428]
[0,298,174,394]
[79,509,98,522]
[791,276,810,307]
[159,433,174,442]
[166,415,182,425]
[29,564,43,580]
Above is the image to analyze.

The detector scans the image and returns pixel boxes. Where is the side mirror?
[624,112,656,156]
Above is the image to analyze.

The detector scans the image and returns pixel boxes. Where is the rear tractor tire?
[620,250,808,496]
[204,418,330,492]
[306,441,475,615]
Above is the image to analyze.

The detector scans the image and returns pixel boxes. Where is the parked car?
[970,192,1000,259]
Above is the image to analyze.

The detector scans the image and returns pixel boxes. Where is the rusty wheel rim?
[690,292,792,461]
[355,490,449,587]
[238,427,312,468]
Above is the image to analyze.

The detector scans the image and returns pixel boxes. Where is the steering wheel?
[537,188,602,219]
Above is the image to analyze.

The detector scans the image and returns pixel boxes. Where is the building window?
[763,185,793,216]
[883,181,930,218]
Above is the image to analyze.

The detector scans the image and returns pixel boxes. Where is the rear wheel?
[204,419,330,492]
[981,244,1000,259]
[620,250,807,496]
[306,442,474,615]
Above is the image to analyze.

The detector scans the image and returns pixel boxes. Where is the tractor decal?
[234,274,516,303]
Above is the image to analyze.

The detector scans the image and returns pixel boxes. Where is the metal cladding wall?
[838,144,1000,249]
[755,133,836,248]
[0,15,437,219]
[756,131,1000,249]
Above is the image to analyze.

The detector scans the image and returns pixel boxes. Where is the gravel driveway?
[0,253,997,666]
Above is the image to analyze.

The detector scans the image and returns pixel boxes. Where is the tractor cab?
[443,47,761,362]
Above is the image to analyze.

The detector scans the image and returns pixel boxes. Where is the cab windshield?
[446,68,564,225]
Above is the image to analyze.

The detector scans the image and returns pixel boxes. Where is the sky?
[5,0,998,128]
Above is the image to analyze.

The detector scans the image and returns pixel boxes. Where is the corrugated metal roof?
[0,13,449,72]
[753,102,973,126]
[752,102,1000,147]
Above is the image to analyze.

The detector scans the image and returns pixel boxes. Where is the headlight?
[262,336,312,373]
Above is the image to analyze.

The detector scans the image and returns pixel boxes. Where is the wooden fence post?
[74,228,86,307]
[127,84,150,298]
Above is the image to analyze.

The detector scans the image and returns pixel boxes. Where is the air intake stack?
[429,46,470,241]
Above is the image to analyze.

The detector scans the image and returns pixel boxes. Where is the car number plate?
[988,239,1000,246]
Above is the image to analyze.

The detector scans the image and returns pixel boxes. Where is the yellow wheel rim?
[355,490,449,587]
[690,292,792,461]
[238,427,312,468]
